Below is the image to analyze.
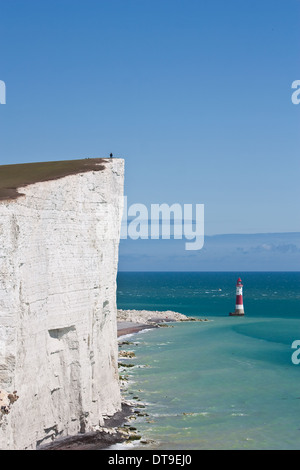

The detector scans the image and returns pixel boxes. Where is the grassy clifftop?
[0,158,108,200]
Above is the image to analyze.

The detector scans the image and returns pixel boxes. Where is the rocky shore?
[115,309,210,448]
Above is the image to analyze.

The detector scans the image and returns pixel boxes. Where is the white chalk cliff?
[0,159,124,449]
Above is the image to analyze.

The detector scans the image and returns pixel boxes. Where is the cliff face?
[0,158,124,449]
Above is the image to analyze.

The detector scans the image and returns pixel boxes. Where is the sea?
[116,272,300,450]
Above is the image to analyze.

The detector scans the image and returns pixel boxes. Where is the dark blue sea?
[116,272,300,450]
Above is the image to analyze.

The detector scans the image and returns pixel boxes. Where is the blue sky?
[0,0,299,269]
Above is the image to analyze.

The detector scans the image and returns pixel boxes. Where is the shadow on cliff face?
[37,403,133,451]
[0,158,108,201]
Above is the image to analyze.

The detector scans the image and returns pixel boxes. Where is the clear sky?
[0,0,299,237]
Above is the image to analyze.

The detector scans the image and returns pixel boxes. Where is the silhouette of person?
[110,153,113,158]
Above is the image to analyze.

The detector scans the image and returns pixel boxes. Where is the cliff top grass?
[0,158,109,201]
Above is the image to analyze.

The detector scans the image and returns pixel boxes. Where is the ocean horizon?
[116,271,300,450]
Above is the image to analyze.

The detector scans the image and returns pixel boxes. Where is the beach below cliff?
[117,308,207,337]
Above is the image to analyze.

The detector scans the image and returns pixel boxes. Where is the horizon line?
[117,270,300,273]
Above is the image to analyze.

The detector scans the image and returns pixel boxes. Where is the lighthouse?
[229,277,245,316]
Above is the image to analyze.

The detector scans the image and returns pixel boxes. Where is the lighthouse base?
[229,311,245,316]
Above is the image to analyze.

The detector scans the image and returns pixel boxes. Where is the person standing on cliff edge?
[110,153,113,158]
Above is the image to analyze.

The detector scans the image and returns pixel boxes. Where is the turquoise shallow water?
[117,272,300,450]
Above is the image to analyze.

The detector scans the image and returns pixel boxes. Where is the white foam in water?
[107,440,142,450]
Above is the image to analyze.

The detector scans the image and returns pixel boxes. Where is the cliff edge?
[0,158,124,449]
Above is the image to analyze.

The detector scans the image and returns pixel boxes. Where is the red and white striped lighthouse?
[229,277,245,316]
